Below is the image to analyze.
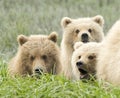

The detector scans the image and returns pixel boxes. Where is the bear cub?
[8,32,62,76]
[96,20,120,85]
[72,42,101,80]
[61,15,104,79]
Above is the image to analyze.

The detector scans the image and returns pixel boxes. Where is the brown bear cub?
[8,32,62,76]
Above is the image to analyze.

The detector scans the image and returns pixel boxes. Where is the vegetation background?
[0,0,120,97]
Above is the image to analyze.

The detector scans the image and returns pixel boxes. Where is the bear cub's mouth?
[78,68,89,79]
[82,40,89,43]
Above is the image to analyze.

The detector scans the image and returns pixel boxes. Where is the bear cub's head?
[61,15,104,44]
[17,32,60,75]
[72,42,101,80]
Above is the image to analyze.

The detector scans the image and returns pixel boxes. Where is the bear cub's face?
[26,45,56,75]
[18,32,59,75]
[61,15,104,44]
[72,42,100,80]
[75,51,96,79]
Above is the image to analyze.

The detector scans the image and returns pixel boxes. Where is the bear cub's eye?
[88,29,92,33]
[41,55,47,60]
[88,55,95,60]
[75,29,80,34]
[78,56,81,59]
[30,56,35,61]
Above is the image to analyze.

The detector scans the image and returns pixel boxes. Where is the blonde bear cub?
[72,42,101,80]
[61,15,104,79]
[97,20,120,85]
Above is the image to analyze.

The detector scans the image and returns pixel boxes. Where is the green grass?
[0,0,120,97]
[0,60,120,98]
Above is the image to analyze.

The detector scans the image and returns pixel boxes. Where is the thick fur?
[96,20,120,85]
[72,42,101,80]
[8,32,62,76]
[61,15,104,79]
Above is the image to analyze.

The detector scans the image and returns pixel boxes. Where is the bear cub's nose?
[81,33,88,43]
[76,61,83,67]
[35,68,43,75]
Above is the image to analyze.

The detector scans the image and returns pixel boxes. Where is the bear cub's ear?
[48,32,58,43]
[61,17,72,28]
[92,15,104,27]
[74,42,83,50]
[17,35,28,46]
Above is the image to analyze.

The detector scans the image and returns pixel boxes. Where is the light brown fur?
[61,15,104,79]
[8,32,62,76]
[96,20,120,85]
[72,42,101,80]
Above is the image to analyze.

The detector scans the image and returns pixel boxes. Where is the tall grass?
[0,0,120,59]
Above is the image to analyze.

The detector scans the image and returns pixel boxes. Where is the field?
[0,0,120,97]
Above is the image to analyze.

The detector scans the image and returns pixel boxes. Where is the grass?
[0,59,120,98]
[0,0,120,97]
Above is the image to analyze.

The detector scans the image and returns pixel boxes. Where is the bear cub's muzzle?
[76,61,90,80]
